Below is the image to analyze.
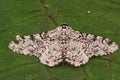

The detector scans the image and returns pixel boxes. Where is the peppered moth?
[8,24,118,67]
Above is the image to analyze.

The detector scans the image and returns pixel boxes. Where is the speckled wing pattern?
[8,24,118,67]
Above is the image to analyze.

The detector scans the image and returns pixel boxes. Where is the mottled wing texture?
[65,40,89,67]
[8,34,43,56]
[65,31,89,67]
[38,29,63,66]
[8,30,63,66]
[85,34,118,57]
[65,29,118,67]
[8,24,118,67]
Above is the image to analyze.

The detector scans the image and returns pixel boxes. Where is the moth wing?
[8,29,63,66]
[65,40,89,67]
[65,31,118,67]
[85,33,118,57]
[39,40,63,66]
[8,33,45,57]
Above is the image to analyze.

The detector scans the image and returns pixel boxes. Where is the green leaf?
[0,0,120,80]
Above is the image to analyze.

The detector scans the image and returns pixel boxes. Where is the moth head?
[56,24,73,33]
[60,23,68,29]
[59,23,72,30]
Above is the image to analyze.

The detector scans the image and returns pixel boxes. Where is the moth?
[8,24,118,67]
